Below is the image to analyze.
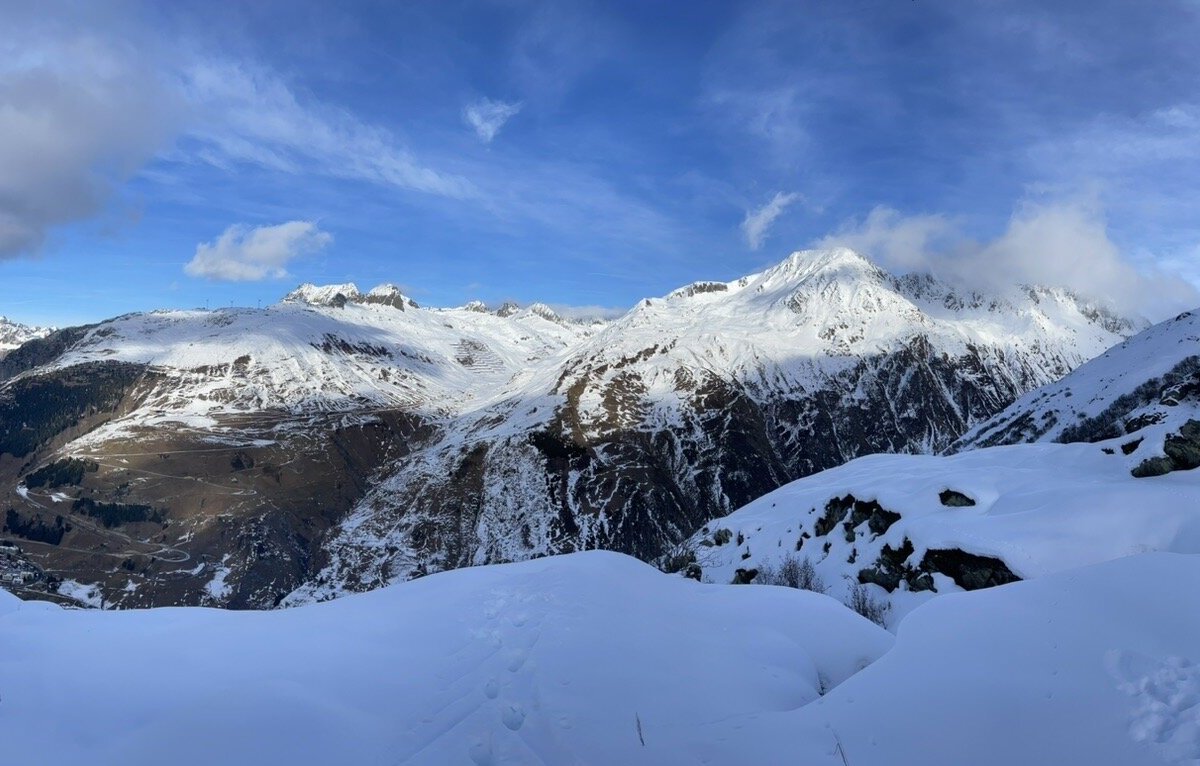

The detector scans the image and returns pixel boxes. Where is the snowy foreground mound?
[787,552,1200,766]
[684,440,1200,624]
[3,551,1199,765]
[0,551,889,765]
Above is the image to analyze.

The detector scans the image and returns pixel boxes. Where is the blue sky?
[2,0,1200,326]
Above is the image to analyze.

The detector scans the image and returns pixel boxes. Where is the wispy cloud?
[185,221,332,282]
[508,1,619,106]
[464,98,523,143]
[180,61,474,198]
[742,192,800,250]
[704,86,810,166]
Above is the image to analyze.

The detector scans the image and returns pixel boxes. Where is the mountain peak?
[363,284,419,310]
[765,247,887,285]
[526,302,564,323]
[0,315,52,353]
[283,283,362,307]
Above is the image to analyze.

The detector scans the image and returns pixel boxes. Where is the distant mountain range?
[0,248,1138,607]
[0,316,50,356]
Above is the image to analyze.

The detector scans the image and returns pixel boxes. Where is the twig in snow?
[834,733,850,765]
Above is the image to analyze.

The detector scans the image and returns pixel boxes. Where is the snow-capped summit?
[495,301,522,318]
[361,284,419,310]
[283,282,362,306]
[759,246,890,288]
[525,302,565,324]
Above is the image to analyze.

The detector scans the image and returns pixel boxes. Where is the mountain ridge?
[0,249,1139,608]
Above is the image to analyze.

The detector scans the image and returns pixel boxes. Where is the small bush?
[848,583,889,626]
[755,554,826,593]
[658,545,697,577]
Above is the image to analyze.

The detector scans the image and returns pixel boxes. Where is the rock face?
[0,249,1135,608]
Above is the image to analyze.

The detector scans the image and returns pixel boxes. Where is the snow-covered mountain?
[3,548,1197,765]
[0,315,51,356]
[676,306,1200,623]
[952,309,1200,478]
[294,248,1135,602]
[0,249,1136,608]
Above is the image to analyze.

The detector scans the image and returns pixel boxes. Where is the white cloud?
[463,98,523,143]
[814,207,962,273]
[544,302,627,321]
[816,200,1199,320]
[0,32,179,257]
[185,221,332,282]
[0,15,476,259]
[742,192,801,250]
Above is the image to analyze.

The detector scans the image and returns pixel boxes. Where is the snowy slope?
[681,438,1200,626]
[954,308,1200,451]
[2,549,1196,765]
[44,299,595,424]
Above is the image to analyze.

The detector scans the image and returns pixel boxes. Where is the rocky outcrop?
[1131,419,1200,477]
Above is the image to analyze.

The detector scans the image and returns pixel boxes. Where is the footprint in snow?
[501,702,526,731]
[506,649,529,673]
[468,738,494,766]
[1107,649,1200,764]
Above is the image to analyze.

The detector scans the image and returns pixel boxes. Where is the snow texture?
[0,551,889,765]
[1,550,1196,765]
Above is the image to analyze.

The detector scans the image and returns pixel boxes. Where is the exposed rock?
[819,494,901,540]
[857,538,920,592]
[938,489,976,507]
[731,567,758,585]
[920,548,1020,591]
[1132,420,1200,478]
[1131,457,1172,478]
